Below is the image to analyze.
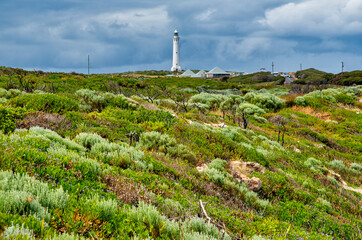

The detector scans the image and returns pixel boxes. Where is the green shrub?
[244,92,284,112]
[301,88,358,107]
[240,146,270,167]
[204,168,226,185]
[208,158,227,172]
[304,157,326,174]
[304,157,321,168]
[327,160,345,172]
[74,132,107,149]
[10,93,79,114]
[156,99,177,109]
[294,96,306,106]
[86,196,117,221]
[349,163,362,174]
[0,88,10,98]
[75,89,136,112]
[0,171,69,211]
[189,93,228,111]
[8,89,24,98]
[316,197,332,211]
[48,232,85,240]
[239,103,266,116]
[129,202,168,238]
[111,94,137,109]
[2,223,35,239]
[29,127,86,152]
[75,157,102,179]
[0,106,23,134]
[137,131,174,152]
[88,137,148,170]
[137,131,196,163]
[103,147,144,165]
[183,217,220,239]
[0,97,7,104]
[91,141,127,153]
[163,199,184,217]
[327,176,339,186]
[76,89,107,112]
[182,232,218,240]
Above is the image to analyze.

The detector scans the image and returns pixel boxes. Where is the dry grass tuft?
[18,112,73,132]
[102,174,149,205]
[291,106,331,121]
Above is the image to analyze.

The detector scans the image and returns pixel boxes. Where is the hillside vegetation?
[0,67,361,240]
[295,68,362,86]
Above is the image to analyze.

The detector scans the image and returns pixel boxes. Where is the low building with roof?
[206,67,230,78]
[194,70,206,78]
[179,69,196,77]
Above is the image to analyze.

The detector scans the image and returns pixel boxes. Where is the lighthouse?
[171,30,181,72]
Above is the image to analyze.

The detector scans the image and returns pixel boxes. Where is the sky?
[1,0,362,74]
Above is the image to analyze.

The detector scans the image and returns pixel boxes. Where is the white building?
[171,30,181,72]
[194,70,206,78]
[179,69,196,77]
[206,67,230,78]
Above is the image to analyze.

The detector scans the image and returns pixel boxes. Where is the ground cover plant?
[0,67,361,239]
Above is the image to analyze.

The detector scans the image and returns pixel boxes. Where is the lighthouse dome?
[174,29,179,36]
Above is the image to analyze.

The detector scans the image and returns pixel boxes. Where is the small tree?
[220,95,244,123]
[237,103,265,129]
[135,85,162,104]
[269,115,288,146]
[164,89,192,113]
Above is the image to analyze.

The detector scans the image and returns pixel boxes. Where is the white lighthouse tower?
[171,29,181,72]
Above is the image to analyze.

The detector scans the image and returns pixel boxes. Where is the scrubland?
[0,67,361,239]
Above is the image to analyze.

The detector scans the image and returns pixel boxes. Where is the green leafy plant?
[10,93,79,114]
[0,107,23,134]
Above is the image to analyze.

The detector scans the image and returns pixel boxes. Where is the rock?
[229,161,266,191]
[314,144,325,149]
[196,164,208,173]
[292,146,301,153]
[229,161,266,175]
[248,177,262,192]
[210,122,227,128]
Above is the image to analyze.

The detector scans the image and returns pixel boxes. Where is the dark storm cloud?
[0,0,362,73]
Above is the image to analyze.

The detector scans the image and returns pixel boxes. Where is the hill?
[0,67,361,239]
[294,68,362,86]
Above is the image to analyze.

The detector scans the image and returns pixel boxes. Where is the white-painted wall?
[171,30,181,72]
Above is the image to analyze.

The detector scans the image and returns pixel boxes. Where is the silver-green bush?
[2,223,35,239]
[137,131,196,162]
[328,160,345,172]
[75,132,106,149]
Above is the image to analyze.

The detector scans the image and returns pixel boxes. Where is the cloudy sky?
[1,0,362,73]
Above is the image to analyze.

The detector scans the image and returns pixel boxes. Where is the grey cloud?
[260,0,362,36]
[0,0,362,73]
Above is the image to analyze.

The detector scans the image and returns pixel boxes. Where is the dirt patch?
[343,185,362,195]
[141,102,160,111]
[18,112,73,132]
[291,106,331,121]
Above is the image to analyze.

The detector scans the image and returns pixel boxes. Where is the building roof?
[208,66,228,75]
[194,70,206,77]
[180,69,196,77]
